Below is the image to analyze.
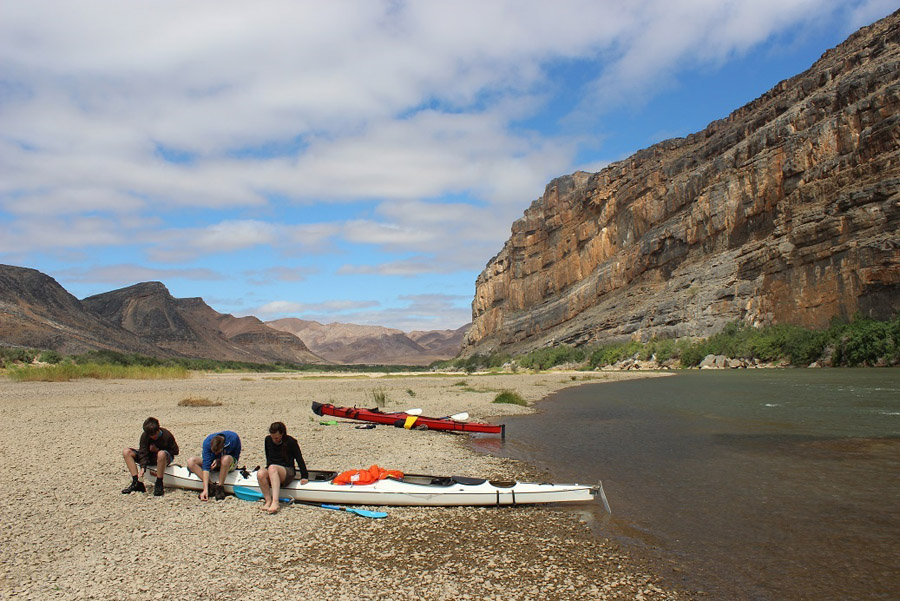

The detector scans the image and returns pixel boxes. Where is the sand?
[0,370,690,600]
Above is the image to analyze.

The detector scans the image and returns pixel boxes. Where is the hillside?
[82,283,326,365]
[0,265,170,357]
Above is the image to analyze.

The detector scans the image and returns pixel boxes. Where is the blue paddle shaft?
[233,486,387,518]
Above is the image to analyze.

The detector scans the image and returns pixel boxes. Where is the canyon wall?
[463,11,900,356]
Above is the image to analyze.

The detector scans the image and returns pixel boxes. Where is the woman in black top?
[258,421,309,514]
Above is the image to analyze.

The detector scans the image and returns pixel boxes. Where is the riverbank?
[0,370,689,600]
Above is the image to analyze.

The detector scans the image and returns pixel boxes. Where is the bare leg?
[217,455,233,487]
[258,469,273,509]
[187,456,210,500]
[267,465,287,514]
[155,450,169,480]
[123,448,139,477]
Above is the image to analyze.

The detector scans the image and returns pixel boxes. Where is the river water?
[472,369,900,600]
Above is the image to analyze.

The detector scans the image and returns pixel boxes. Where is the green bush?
[37,350,63,364]
[678,341,708,367]
[493,390,527,405]
[0,347,40,367]
[588,341,642,367]
[517,345,585,370]
[832,317,893,366]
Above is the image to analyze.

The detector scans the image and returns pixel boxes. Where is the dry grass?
[7,363,189,382]
[177,396,222,407]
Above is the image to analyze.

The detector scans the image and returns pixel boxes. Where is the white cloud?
[252,293,471,331]
[255,299,380,317]
[57,264,225,286]
[244,266,318,285]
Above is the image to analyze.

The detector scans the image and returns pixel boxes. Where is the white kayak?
[148,465,609,510]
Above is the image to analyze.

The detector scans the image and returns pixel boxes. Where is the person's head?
[209,434,225,455]
[143,417,160,438]
[269,421,286,444]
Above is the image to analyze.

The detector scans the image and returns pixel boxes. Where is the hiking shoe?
[153,479,164,496]
[121,481,146,494]
[214,484,225,501]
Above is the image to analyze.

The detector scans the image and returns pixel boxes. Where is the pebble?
[0,371,689,600]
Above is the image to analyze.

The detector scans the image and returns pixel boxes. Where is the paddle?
[292,500,387,519]
[233,485,291,505]
[233,486,387,519]
[404,408,423,415]
[444,412,469,421]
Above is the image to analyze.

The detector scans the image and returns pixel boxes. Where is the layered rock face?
[0,265,167,356]
[464,12,900,356]
[83,282,326,364]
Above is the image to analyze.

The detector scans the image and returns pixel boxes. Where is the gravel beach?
[0,370,689,600]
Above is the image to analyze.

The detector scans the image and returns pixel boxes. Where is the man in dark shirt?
[121,416,179,497]
[258,421,308,514]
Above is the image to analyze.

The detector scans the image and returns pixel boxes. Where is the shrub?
[493,390,527,405]
[371,388,388,408]
[37,350,63,364]
[517,345,585,370]
[178,397,222,407]
[588,341,642,367]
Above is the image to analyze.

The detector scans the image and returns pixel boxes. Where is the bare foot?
[266,503,280,514]
[259,501,271,511]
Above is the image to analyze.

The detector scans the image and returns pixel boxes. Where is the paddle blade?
[347,507,388,519]
[404,408,423,415]
[234,486,263,501]
[316,502,387,518]
[234,486,291,504]
[448,412,469,421]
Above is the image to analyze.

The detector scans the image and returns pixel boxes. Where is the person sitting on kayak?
[187,430,241,501]
[121,416,179,497]
[257,421,309,514]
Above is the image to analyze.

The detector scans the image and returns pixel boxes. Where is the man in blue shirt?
[187,430,241,501]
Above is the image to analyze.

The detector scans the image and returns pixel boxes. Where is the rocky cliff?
[0,265,172,356]
[463,11,900,356]
[82,282,326,364]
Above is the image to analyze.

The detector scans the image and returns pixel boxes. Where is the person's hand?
[210,460,219,471]
[138,467,145,478]
[149,444,158,453]
[300,478,308,485]
[199,489,209,501]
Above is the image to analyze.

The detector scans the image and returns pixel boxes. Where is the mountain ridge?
[0,264,465,365]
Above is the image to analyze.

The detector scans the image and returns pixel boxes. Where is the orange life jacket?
[333,464,404,485]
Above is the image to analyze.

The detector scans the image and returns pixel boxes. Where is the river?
[473,369,900,600]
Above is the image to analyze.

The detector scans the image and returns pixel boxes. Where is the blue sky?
[1,1,894,331]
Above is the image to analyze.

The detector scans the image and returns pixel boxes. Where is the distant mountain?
[0,264,169,356]
[0,264,461,366]
[266,318,468,365]
[82,282,325,365]
[409,325,470,357]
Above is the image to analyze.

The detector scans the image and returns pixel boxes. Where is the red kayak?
[312,401,505,436]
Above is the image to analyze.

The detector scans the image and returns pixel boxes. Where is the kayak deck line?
[148,465,602,508]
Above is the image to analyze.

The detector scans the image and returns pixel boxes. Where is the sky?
[1,1,895,332]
